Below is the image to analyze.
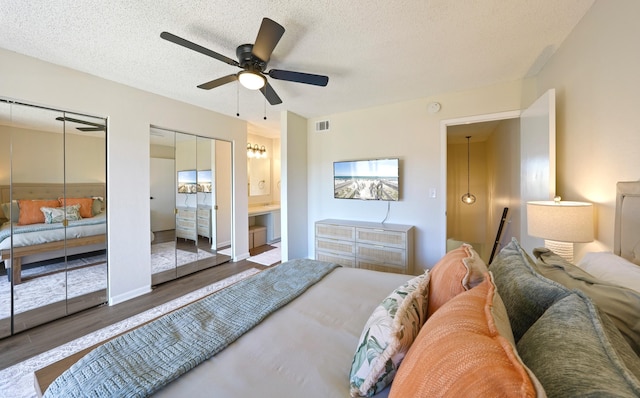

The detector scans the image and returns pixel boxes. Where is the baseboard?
[108,286,151,306]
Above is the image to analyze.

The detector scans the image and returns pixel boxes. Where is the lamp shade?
[527,200,594,243]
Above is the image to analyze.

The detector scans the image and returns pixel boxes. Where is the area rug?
[151,241,216,273]
[0,267,260,398]
[247,247,281,266]
[0,253,107,319]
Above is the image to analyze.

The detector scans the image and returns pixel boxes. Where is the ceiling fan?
[55,116,105,132]
[160,17,329,105]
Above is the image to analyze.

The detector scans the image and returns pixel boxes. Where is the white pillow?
[577,251,640,293]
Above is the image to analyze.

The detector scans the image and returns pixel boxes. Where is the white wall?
[308,81,526,271]
[486,119,521,255]
[535,0,640,261]
[282,111,308,262]
[0,47,248,304]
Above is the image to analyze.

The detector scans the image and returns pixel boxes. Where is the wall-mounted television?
[334,158,399,201]
[178,169,197,194]
[198,170,212,193]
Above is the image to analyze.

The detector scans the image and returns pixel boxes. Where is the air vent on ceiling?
[315,120,330,132]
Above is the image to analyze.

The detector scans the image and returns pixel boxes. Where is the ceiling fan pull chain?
[236,82,240,117]
[264,96,267,120]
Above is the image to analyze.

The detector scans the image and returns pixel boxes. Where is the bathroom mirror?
[248,158,271,196]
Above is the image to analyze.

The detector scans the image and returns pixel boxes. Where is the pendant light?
[461,136,476,205]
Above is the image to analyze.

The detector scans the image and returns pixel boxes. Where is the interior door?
[150,128,177,285]
[519,89,556,253]
[150,157,176,232]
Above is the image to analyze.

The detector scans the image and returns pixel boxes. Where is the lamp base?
[544,240,574,263]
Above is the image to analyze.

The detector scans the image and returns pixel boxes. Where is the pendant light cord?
[466,136,471,193]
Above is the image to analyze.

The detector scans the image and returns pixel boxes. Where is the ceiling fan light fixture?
[238,70,266,90]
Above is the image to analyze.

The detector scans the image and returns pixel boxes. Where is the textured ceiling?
[0,0,594,136]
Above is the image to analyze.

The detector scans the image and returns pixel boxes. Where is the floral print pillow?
[349,271,430,397]
[40,204,82,224]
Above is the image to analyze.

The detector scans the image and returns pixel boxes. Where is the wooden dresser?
[197,206,212,243]
[315,219,414,274]
[176,207,197,242]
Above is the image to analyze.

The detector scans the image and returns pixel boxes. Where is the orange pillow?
[389,274,545,398]
[59,197,94,218]
[17,199,60,225]
[427,243,487,316]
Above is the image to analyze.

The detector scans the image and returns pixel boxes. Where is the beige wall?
[0,126,104,184]
[535,0,640,260]
[308,81,527,270]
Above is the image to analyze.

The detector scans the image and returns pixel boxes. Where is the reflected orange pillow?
[59,197,94,218]
[389,274,545,398]
[18,199,60,225]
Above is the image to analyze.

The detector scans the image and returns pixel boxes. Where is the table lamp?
[527,197,594,262]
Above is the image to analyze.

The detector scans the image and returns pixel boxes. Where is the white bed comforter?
[154,266,411,398]
[0,212,106,250]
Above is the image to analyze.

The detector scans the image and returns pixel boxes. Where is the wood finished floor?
[0,245,276,370]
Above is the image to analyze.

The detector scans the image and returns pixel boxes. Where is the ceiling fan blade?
[160,31,240,67]
[252,18,285,63]
[197,74,238,90]
[77,127,105,132]
[260,83,283,105]
[55,116,105,128]
[268,69,329,86]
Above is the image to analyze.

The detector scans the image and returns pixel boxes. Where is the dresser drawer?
[356,259,405,273]
[316,251,356,268]
[316,237,356,256]
[177,208,196,219]
[316,223,355,241]
[176,217,196,230]
[356,242,406,266]
[356,228,406,249]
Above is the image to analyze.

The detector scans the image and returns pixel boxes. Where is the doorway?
[443,88,557,262]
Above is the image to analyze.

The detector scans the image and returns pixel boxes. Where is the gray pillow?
[1,201,19,223]
[517,292,640,397]
[489,238,570,341]
[534,247,640,356]
[91,198,104,216]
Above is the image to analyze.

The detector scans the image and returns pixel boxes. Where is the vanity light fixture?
[461,136,476,205]
[247,143,267,158]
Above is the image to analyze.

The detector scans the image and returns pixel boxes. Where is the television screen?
[334,158,399,201]
[178,170,197,194]
[197,170,212,193]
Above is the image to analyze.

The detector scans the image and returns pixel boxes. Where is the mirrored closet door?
[0,99,107,338]
[150,127,231,286]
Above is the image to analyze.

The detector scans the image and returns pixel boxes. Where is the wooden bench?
[1,234,106,284]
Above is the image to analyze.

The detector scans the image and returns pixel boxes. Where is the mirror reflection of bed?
[0,99,108,338]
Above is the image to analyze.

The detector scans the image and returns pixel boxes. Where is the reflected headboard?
[614,181,640,265]
[0,183,106,219]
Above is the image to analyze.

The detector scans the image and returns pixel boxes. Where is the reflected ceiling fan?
[160,17,329,105]
[55,116,105,132]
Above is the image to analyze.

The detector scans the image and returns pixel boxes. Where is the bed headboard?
[0,183,106,218]
[614,181,640,265]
